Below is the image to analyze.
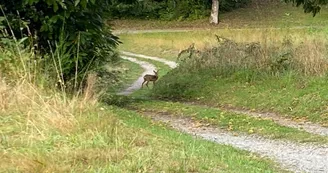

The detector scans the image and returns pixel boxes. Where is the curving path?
[147,112,328,173]
[120,51,328,173]
[118,56,157,95]
[120,51,328,137]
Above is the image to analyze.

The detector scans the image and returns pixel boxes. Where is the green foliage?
[108,0,250,21]
[285,0,328,16]
[0,0,120,90]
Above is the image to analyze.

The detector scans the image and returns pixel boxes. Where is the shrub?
[0,0,120,91]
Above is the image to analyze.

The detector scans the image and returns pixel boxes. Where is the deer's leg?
[153,81,156,87]
[142,80,147,88]
[146,81,150,88]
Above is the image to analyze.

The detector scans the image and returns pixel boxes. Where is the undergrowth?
[151,36,328,124]
[0,38,285,173]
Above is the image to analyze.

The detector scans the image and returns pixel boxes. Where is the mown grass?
[131,100,328,143]
[0,80,286,172]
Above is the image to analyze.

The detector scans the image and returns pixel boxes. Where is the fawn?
[142,70,159,88]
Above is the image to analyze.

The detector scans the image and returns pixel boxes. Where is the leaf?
[75,0,81,6]
[58,1,67,9]
[18,37,28,44]
[0,17,5,22]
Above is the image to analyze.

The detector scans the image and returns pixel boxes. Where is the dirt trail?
[118,56,157,95]
[121,51,177,68]
[224,108,328,136]
[146,112,328,173]
[113,26,324,35]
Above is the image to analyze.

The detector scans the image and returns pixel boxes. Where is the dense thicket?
[108,0,250,20]
[0,0,119,90]
[285,0,327,16]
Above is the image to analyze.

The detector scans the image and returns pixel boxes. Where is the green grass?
[151,69,328,126]
[131,100,328,143]
[0,100,286,172]
[120,59,144,87]
[117,23,328,126]
[105,59,144,93]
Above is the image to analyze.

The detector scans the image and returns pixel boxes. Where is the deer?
[142,70,159,88]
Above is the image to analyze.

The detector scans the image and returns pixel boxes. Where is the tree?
[209,0,219,24]
[285,0,327,16]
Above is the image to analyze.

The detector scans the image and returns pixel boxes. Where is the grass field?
[0,81,285,172]
[117,13,328,125]
[4,0,328,171]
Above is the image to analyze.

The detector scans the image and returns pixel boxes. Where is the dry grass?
[120,28,328,76]
[0,78,283,172]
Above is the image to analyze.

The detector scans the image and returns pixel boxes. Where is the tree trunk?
[209,0,219,24]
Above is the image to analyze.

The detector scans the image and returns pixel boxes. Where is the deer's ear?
[153,70,156,73]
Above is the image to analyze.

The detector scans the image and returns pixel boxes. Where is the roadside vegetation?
[115,2,328,145]
[119,28,328,125]
[0,44,285,172]
[0,0,291,172]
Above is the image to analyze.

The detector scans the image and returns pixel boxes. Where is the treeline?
[108,0,250,20]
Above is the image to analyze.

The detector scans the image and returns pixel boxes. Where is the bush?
[0,0,120,91]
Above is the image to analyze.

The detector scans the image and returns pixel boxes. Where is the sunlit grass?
[0,79,285,172]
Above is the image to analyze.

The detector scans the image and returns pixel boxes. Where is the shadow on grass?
[101,93,151,107]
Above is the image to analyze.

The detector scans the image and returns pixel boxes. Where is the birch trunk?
[209,0,219,24]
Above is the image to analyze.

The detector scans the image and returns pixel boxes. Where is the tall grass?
[176,36,328,76]
[0,37,284,173]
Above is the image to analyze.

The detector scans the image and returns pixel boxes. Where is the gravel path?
[118,56,157,95]
[121,51,177,68]
[113,26,325,35]
[148,113,328,173]
[224,108,328,136]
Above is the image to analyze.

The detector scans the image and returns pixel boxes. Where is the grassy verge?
[0,81,286,172]
[131,100,328,143]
